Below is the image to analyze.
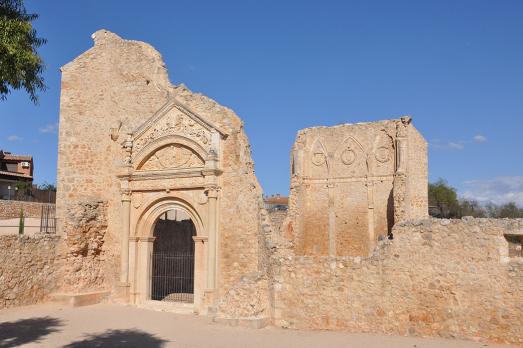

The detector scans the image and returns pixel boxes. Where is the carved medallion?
[341,148,356,165]
[312,152,326,166]
[375,146,391,163]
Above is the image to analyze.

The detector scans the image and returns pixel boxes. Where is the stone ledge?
[213,317,271,329]
[49,291,110,307]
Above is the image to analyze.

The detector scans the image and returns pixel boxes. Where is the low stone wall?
[272,218,523,345]
[0,200,52,219]
[0,234,62,309]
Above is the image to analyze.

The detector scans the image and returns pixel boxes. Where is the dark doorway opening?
[151,209,195,303]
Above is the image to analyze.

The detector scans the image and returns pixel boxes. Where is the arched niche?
[132,135,209,171]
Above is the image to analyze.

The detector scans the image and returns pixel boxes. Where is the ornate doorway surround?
[116,97,228,313]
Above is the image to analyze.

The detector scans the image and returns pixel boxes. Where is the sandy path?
[0,304,515,348]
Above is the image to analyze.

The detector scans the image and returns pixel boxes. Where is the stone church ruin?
[1,30,521,346]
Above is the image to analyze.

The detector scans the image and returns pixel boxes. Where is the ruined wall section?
[272,218,523,345]
[168,84,269,315]
[0,234,62,309]
[286,121,402,257]
[406,125,428,220]
[57,30,172,291]
[62,200,108,292]
[58,30,270,309]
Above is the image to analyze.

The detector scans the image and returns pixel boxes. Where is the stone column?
[136,236,155,304]
[193,236,208,313]
[206,187,219,293]
[393,116,411,223]
[120,190,131,284]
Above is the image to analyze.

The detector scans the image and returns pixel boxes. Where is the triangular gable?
[132,97,228,141]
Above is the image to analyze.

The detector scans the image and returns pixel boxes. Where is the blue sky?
[1,0,522,204]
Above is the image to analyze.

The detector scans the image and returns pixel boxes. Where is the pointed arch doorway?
[151,208,196,303]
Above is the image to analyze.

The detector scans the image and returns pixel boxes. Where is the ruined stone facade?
[285,119,427,257]
[56,30,266,316]
[44,30,523,345]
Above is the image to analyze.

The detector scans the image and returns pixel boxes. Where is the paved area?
[0,218,41,235]
[0,304,515,348]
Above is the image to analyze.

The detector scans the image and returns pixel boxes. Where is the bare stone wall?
[271,218,523,345]
[0,200,51,219]
[0,234,62,309]
[285,118,427,258]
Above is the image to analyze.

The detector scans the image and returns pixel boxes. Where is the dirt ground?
[0,304,516,348]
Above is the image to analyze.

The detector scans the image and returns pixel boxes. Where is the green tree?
[38,181,56,191]
[428,179,460,218]
[496,202,523,218]
[458,199,486,218]
[0,0,46,103]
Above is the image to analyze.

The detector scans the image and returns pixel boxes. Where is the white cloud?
[7,135,22,141]
[473,134,487,143]
[447,142,465,150]
[431,140,465,150]
[461,176,523,206]
[39,122,58,134]
[431,133,487,151]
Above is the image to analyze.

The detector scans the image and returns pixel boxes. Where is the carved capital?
[205,186,220,199]
[121,190,132,202]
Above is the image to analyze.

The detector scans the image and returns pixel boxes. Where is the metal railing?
[151,251,195,303]
[40,204,56,233]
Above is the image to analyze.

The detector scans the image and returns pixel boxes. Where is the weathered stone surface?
[284,118,428,257]
[0,234,61,309]
[271,218,523,345]
[62,199,108,292]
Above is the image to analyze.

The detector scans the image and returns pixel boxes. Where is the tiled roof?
[264,196,289,205]
[0,170,33,179]
[1,154,32,161]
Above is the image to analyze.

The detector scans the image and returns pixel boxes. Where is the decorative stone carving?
[375,146,391,163]
[138,144,204,171]
[340,147,356,165]
[311,139,327,167]
[133,111,211,154]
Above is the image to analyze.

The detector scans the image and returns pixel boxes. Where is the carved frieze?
[133,110,211,155]
[138,144,204,171]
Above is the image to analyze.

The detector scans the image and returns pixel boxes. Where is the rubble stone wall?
[272,218,523,345]
[0,234,62,309]
[0,200,50,219]
[61,199,108,292]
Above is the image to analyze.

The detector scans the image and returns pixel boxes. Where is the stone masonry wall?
[0,234,62,309]
[271,218,523,345]
[61,199,109,292]
[0,200,51,219]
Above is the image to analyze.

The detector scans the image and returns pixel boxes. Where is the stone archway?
[151,208,196,303]
[128,196,208,313]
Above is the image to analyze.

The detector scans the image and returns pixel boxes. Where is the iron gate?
[40,204,56,233]
[151,251,195,303]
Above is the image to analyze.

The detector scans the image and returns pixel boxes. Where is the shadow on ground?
[63,329,168,348]
[0,316,63,348]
